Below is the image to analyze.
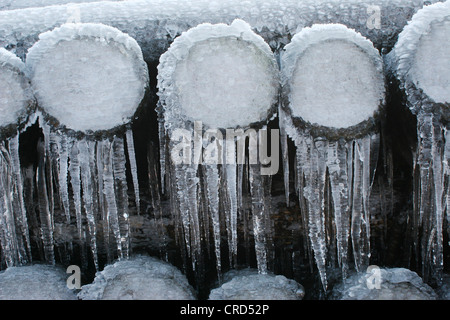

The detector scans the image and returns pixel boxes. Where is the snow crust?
[26,23,149,132]
[393,1,450,104]
[158,19,279,129]
[78,255,196,300]
[282,24,385,129]
[331,268,437,300]
[208,269,304,300]
[0,48,33,128]
[0,264,77,300]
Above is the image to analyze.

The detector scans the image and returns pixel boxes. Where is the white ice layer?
[0,264,77,300]
[159,19,279,129]
[208,269,305,300]
[282,24,385,129]
[331,268,437,300]
[78,255,196,300]
[0,48,32,128]
[393,0,450,104]
[26,23,148,132]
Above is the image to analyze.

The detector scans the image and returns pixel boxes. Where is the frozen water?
[436,274,450,300]
[282,24,384,129]
[392,0,450,106]
[389,2,450,284]
[0,0,436,62]
[0,264,77,300]
[159,19,279,129]
[411,19,450,104]
[26,23,148,132]
[0,48,33,128]
[78,255,196,300]
[331,268,437,300]
[279,25,382,290]
[0,0,124,11]
[208,268,304,300]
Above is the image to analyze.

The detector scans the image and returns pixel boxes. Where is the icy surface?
[436,274,450,300]
[0,0,437,62]
[208,268,304,300]
[0,48,33,128]
[159,19,279,129]
[0,0,124,11]
[78,255,196,300]
[392,1,450,105]
[282,24,384,129]
[26,23,148,132]
[0,264,77,300]
[331,268,437,300]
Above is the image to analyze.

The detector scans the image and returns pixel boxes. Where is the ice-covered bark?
[0,0,439,62]
[280,24,384,289]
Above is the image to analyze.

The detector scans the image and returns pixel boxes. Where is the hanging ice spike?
[390,1,450,284]
[280,24,385,290]
[157,19,280,278]
[26,23,149,267]
[0,48,35,268]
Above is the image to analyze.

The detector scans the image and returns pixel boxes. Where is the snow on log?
[281,23,385,137]
[158,19,279,129]
[26,23,149,133]
[391,0,450,112]
[0,0,440,62]
[0,48,33,132]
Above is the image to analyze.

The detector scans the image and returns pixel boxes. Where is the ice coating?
[0,264,77,300]
[393,1,450,105]
[208,269,305,300]
[282,24,385,129]
[158,19,279,129]
[26,23,149,133]
[78,255,196,300]
[0,0,124,11]
[0,0,439,62]
[0,48,33,128]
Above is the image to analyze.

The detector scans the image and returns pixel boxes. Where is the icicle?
[279,107,290,207]
[0,142,18,267]
[102,139,123,259]
[9,134,31,263]
[36,138,55,264]
[97,140,112,263]
[249,163,268,275]
[444,128,450,245]
[58,134,71,224]
[69,140,83,241]
[326,139,351,278]
[204,164,222,279]
[126,129,140,215]
[78,139,98,270]
[224,134,238,268]
[112,136,131,259]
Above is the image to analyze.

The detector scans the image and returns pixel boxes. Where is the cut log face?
[26,23,149,133]
[0,48,33,129]
[158,19,279,130]
[281,24,385,132]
